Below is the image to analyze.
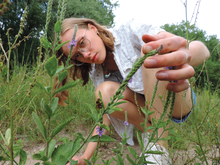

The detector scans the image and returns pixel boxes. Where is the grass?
[1,59,220,164]
[0,63,95,143]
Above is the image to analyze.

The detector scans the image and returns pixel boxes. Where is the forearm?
[82,114,111,160]
[188,41,210,67]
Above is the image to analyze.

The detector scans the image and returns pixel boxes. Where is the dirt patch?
[1,126,219,165]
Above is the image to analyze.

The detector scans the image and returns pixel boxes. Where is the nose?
[80,50,91,59]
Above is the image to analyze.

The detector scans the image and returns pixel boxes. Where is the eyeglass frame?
[71,29,91,66]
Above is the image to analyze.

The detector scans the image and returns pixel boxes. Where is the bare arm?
[188,40,210,67]
[68,114,111,165]
[141,31,210,93]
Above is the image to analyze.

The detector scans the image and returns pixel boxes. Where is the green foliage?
[0,0,118,65]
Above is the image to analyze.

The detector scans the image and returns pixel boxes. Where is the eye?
[79,38,86,48]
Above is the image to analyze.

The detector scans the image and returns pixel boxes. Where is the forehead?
[60,28,85,56]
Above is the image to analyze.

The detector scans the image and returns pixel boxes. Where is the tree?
[161,21,220,94]
[0,0,119,65]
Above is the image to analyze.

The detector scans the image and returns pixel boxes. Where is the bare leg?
[95,81,151,131]
[141,54,193,147]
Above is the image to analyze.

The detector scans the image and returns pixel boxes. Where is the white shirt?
[90,19,163,145]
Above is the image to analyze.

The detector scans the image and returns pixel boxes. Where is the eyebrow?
[70,29,86,58]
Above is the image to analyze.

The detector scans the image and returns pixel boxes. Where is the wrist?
[81,154,89,160]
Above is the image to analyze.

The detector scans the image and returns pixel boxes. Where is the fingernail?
[156,72,168,79]
[145,59,156,67]
[143,46,153,53]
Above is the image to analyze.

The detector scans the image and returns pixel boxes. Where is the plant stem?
[184,0,189,49]
[70,124,98,160]
[0,144,18,165]
[6,32,14,165]
[105,45,163,111]
[191,87,208,164]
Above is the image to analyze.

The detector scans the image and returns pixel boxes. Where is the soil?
[1,126,218,165]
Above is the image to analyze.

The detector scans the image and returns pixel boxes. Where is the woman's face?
[61,24,106,64]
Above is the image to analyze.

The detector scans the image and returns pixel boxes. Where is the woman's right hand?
[66,155,87,165]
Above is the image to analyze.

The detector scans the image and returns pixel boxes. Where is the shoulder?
[112,19,163,35]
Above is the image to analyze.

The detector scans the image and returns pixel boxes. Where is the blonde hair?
[55,17,115,106]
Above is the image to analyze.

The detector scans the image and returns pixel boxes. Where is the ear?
[88,23,98,33]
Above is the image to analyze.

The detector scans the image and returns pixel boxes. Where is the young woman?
[56,18,210,165]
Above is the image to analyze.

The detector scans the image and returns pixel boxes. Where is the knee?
[95,81,119,99]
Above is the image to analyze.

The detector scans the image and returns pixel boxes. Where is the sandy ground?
[1,126,219,165]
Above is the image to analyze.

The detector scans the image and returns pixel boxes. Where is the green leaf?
[151,117,157,126]
[48,139,56,158]
[51,97,59,114]
[51,138,82,164]
[100,124,110,131]
[58,70,68,83]
[40,36,53,49]
[5,128,11,146]
[40,99,52,118]
[136,132,143,150]
[42,161,57,165]
[65,64,73,70]
[45,86,52,94]
[44,104,53,119]
[55,41,69,52]
[40,98,45,113]
[32,112,47,139]
[106,107,122,114]
[98,91,103,101]
[127,146,138,158]
[116,154,124,165]
[0,131,7,146]
[126,154,136,165]
[69,159,78,165]
[45,55,58,77]
[76,133,85,141]
[34,163,40,165]
[54,21,61,33]
[50,117,74,140]
[86,103,98,121]
[144,126,155,132]
[88,135,116,143]
[32,153,48,161]
[19,149,27,165]
[52,80,79,97]
[112,100,127,107]
[55,65,64,74]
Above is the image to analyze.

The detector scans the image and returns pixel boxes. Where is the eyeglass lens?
[78,38,90,52]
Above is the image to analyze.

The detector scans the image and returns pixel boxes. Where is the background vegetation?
[0,0,220,164]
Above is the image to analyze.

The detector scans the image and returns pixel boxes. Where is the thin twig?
[0,42,8,62]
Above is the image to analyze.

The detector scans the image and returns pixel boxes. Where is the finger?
[142,36,187,54]
[156,64,195,81]
[142,34,158,43]
[142,32,175,43]
[165,79,190,93]
[143,50,191,68]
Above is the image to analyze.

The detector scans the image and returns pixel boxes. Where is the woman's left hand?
[141,31,195,93]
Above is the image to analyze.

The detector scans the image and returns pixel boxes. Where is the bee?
[96,98,103,110]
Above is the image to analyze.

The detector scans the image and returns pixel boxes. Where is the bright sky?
[112,0,220,39]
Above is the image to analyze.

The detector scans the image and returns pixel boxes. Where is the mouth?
[92,53,97,62]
